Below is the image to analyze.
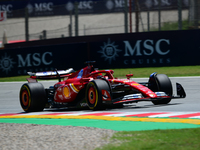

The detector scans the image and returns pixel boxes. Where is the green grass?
[97,128,200,150]
[150,20,191,31]
[0,75,30,82]
[0,65,200,82]
[112,65,200,78]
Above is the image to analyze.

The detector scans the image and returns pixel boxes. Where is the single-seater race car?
[19,61,186,112]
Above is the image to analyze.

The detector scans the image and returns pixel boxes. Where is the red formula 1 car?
[19,61,186,112]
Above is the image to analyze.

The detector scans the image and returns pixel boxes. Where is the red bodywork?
[26,62,185,110]
[49,65,157,104]
[31,65,159,103]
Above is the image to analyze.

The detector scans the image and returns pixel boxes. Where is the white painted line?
[104,112,150,117]
[18,112,56,116]
[189,116,200,119]
[148,112,198,118]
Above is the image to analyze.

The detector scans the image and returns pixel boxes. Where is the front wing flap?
[113,96,171,104]
[113,82,186,104]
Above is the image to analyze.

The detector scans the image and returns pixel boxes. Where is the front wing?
[112,83,186,104]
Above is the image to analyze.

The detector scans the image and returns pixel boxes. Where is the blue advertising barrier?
[88,30,200,69]
[1,29,200,77]
[0,0,189,18]
[0,43,88,77]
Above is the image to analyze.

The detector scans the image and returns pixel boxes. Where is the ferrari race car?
[19,61,186,112]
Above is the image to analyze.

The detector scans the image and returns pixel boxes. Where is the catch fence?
[0,0,198,42]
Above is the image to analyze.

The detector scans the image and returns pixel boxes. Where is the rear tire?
[148,74,173,105]
[19,83,47,112]
[85,79,111,110]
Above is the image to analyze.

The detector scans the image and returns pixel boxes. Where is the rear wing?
[27,68,75,82]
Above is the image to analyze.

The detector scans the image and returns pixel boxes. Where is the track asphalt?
[0,111,200,131]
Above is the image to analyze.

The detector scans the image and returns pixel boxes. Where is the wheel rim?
[88,86,96,104]
[22,90,29,106]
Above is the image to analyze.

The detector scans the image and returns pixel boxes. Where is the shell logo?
[63,86,70,98]
[132,83,139,86]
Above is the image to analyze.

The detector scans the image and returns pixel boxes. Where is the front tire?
[85,79,111,110]
[19,83,47,112]
[148,74,173,105]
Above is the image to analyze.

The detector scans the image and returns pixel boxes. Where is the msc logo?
[17,52,53,67]
[26,3,54,14]
[123,39,170,56]
[98,39,122,64]
[0,5,13,13]
[0,52,53,74]
[0,53,15,74]
[99,38,171,64]
[66,1,93,11]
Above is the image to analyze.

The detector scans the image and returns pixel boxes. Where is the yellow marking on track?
[1,115,200,125]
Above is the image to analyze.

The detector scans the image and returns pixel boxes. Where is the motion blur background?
[0,0,199,43]
[1,0,200,77]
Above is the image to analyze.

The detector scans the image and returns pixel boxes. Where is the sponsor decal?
[26,4,33,14]
[132,83,139,86]
[102,90,111,100]
[0,0,189,18]
[80,103,88,107]
[0,53,15,74]
[98,38,122,64]
[123,80,129,83]
[155,92,167,96]
[58,94,63,100]
[66,2,74,11]
[77,69,83,78]
[17,52,53,67]
[63,86,71,98]
[99,38,171,66]
[106,0,114,10]
[149,93,156,98]
[17,52,53,74]
[43,72,48,75]
[122,93,142,100]
[105,0,130,11]
[66,1,94,13]
[0,11,7,21]
[69,83,79,93]
[78,1,93,9]
[0,51,53,76]
[144,0,172,9]
[26,2,54,15]
[56,87,64,100]
[0,4,12,13]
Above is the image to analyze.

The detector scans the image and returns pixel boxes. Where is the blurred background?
[0,0,199,44]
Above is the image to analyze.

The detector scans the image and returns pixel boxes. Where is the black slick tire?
[149,74,173,105]
[19,83,47,112]
[85,79,110,110]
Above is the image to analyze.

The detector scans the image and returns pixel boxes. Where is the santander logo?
[0,11,7,21]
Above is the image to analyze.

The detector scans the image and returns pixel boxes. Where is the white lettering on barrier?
[0,5,12,13]
[123,39,170,56]
[124,58,171,65]
[35,3,53,12]
[78,1,93,9]
[17,52,53,67]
